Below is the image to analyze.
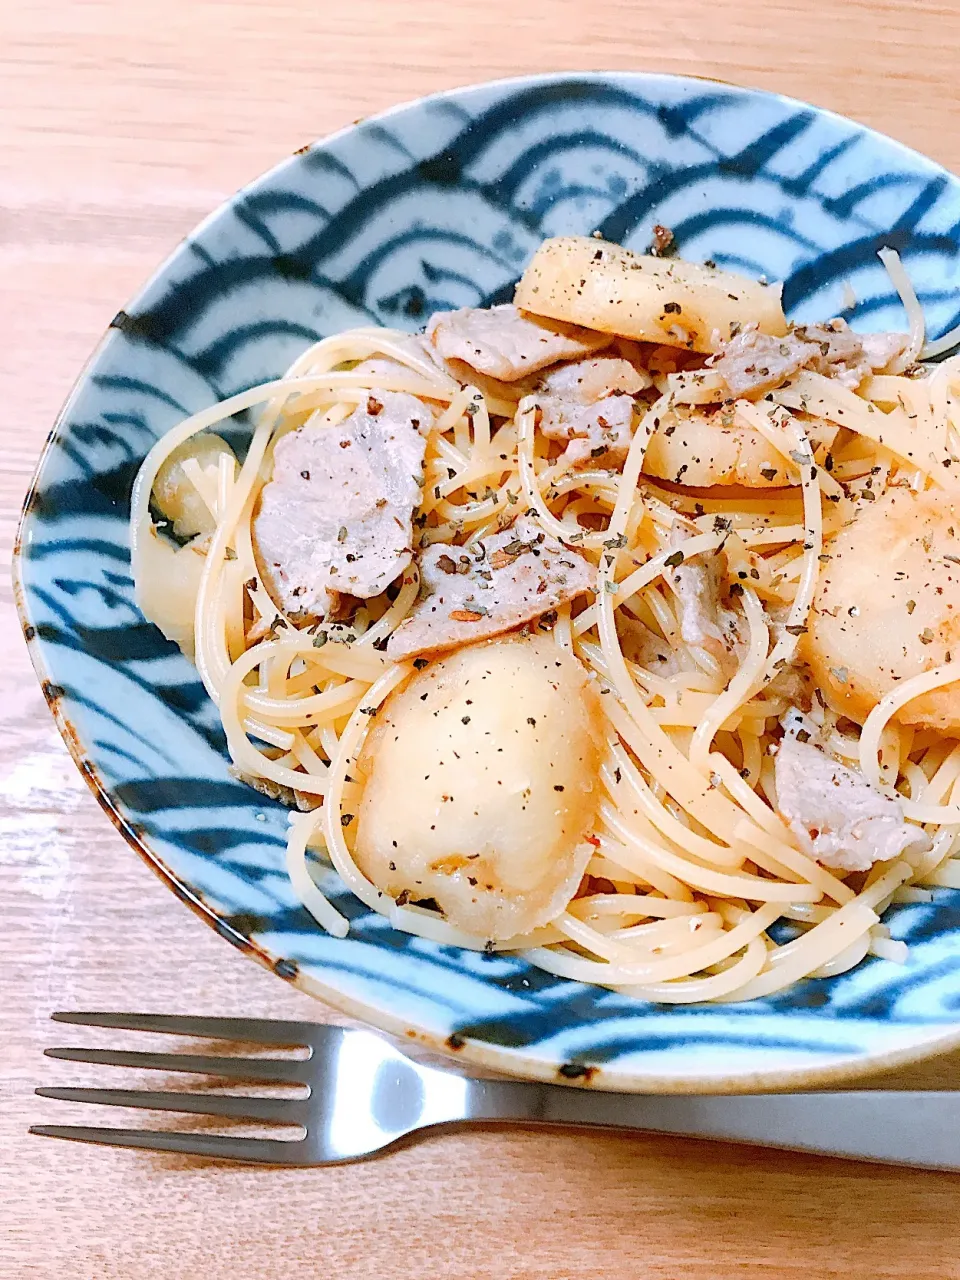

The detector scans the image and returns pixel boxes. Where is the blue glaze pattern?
[17,73,960,1088]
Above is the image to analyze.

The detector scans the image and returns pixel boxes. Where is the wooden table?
[6,2,960,1275]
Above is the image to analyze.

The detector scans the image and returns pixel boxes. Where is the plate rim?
[15,67,960,1093]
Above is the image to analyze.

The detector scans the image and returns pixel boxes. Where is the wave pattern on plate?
[17,73,960,1086]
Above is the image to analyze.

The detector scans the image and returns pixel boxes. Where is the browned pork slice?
[710,327,821,398]
[664,531,743,672]
[254,391,433,619]
[387,516,593,660]
[617,615,684,676]
[858,330,909,373]
[535,356,647,466]
[349,333,447,385]
[712,320,908,398]
[774,736,931,872]
[425,304,611,382]
[669,550,727,655]
[794,321,908,388]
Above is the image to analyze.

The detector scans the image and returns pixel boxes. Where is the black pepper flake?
[413,657,429,670]
[341,813,354,827]
[554,784,565,792]
[785,624,808,636]
[366,395,384,416]
[664,550,685,569]
[461,715,471,725]
[760,467,778,480]
[300,469,311,480]
[527,717,537,726]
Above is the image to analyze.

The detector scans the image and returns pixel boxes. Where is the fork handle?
[461,1081,960,1171]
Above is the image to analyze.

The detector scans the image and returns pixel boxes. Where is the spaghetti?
[130,238,960,1004]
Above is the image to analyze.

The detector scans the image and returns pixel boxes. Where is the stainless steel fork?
[31,1012,960,1169]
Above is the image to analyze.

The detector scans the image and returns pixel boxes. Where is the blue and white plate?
[17,72,960,1091]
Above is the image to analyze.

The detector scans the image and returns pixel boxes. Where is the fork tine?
[50,1013,318,1046]
[44,1047,305,1082]
[35,1086,307,1124]
[28,1125,307,1164]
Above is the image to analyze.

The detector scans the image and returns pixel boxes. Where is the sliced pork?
[665,532,744,671]
[711,328,820,398]
[774,736,931,872]
[711,320,908,398]
[535,355,647,466]
[617,615,684,676]
[254,390,433,619]
[349,333,445,386]
[425,304,611,383]
[387,516,593,660]
[795,321,908,389]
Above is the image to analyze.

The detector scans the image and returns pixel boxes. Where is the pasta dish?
[130,233,960,1004]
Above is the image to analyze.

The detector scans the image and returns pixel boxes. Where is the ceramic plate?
[17,72,960,1092]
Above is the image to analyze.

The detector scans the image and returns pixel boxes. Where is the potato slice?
[802,486,960,731]
[154,433,237,539]
[514,236,787,354]
[354,633,605,941]
[137,528,207,658]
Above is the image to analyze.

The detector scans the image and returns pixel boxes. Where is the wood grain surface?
[5,2,960,1276]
